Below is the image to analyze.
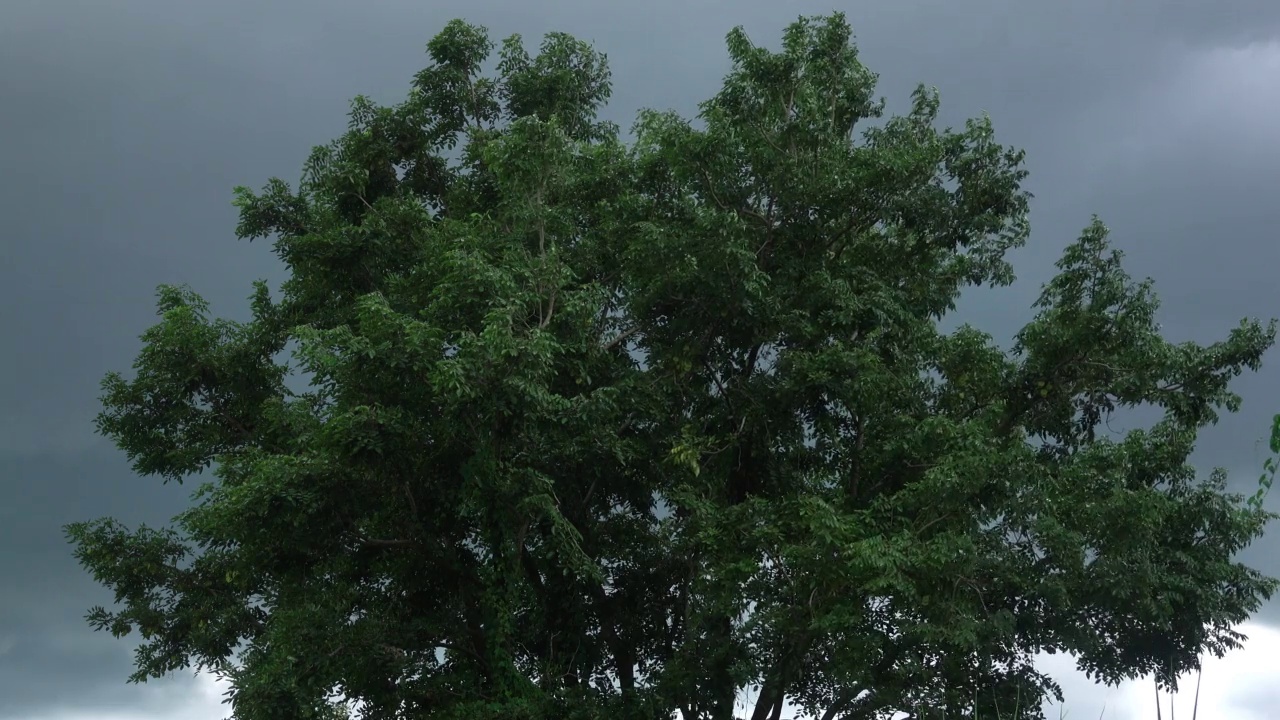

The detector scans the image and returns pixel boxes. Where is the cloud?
[1073,37,1280,184]
[1039,621,1280,720]
[20,672,229,720]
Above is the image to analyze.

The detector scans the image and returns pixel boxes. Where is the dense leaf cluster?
[67,14,1276,720]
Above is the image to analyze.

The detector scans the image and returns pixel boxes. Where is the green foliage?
[1248,414,1280,512]
[65,14,1277,720]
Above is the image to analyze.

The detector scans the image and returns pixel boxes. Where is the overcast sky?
[2,1,1279,719]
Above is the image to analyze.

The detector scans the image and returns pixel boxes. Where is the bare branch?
[602,324,642,352]
[356,535,417,549]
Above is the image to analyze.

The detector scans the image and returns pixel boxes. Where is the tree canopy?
[66,13,1277,720]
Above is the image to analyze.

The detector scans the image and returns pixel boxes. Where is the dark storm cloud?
[0,448,209,717]
[2,1,1278,717]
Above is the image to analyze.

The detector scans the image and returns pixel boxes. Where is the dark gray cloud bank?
[3,1,1278,718]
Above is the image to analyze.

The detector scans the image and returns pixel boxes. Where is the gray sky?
[2,1,1279,718]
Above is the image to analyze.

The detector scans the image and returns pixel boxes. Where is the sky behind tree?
[3,1,1279,718]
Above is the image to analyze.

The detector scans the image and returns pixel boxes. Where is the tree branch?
[357,535,417,549]
[602,324,642,352]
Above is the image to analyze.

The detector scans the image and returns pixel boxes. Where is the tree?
[66,14,1277,720]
